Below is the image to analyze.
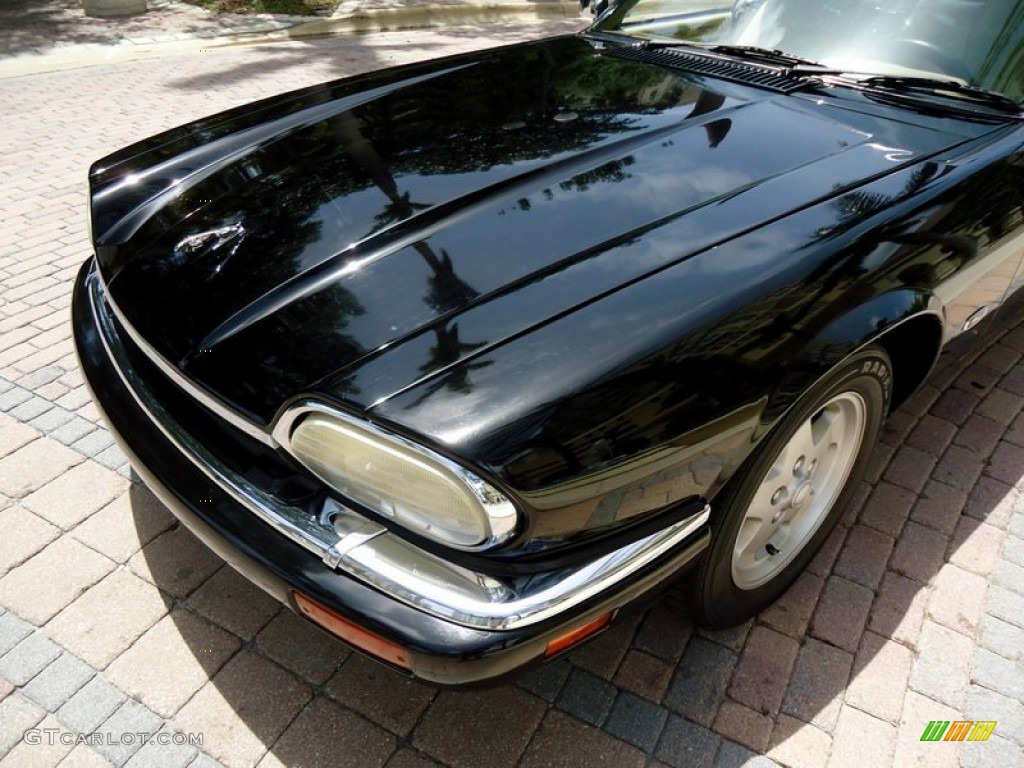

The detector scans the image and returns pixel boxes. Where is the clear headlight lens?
[287,412,518,550]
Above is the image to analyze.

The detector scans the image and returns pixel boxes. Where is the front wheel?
[690,346,892,628]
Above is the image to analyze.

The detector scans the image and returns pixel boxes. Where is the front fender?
[768,288,943,422]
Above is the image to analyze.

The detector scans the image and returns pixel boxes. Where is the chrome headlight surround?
[273,401,520,551]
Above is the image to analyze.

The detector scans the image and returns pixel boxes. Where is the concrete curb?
[0,1,584,79]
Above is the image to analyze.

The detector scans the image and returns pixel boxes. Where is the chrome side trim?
[87,269,709,630]
[97,274,275,447]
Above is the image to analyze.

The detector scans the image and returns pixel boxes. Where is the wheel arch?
[779,288,945,417]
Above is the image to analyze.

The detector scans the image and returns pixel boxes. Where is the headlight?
[285,410,519,550]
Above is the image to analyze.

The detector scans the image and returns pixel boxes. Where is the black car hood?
[92,35,975,432]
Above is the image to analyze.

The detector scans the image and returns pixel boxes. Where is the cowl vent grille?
[606,45,811,94]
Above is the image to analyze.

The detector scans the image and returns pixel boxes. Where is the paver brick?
[45,568,168,669]
[413,686,545,768]
[977,387,1021,426]
[927,564,988,636]
[127,526,224,599]
[892,690,961,768]
[859,481,915,538]
[809,576,873,653]
[727,626,799,717]
[979,614,1024,661]
[0,537,114,626]
[960,734,1023,768]
[0,415,37,457]
[954,414,1006,457]
[929,387,979,426]
[255,609,347,686]
[759,572,823,639]
[655,714,721,768]
[909,480,966,535]
[0,437,82,498]
[714,740,780,768]
[712,699,773,753]
[516,659,571,704]
[933,444,986,493]
[781,637,852,731]
[49,416,97,446]
[867,570,928,648]
[71,488,175,564]
[807,524,848,577]
[93,698,164,766]
[69,429,114,459]
[696,620,753,653]
[964,475,1018,529]
[21,651,94,712]
[909,620,974,708]
[845,631,913,724]
[56,676,127,736]
[985,440,1024,489]
[972,647,1024,701]
[565,617,636,678]
[767,714,831,768]
[123,725,199,768]
[964,684,1024,746]
[664,637,736,726]
[23,460,129,530]
[826,705,896,768]
[0,611,32,657]
[612,649,673,702]
[325,653,435,737]
[105,609,240,718]
[556,667,617,726]
[889,521,947,584]
[883,445,937,494]
[385,749,443,768]
[986,584,1024,628]
[0,692,46,756]
[185,565,279,640]
[0,630,61,687]
[906,415,958,454]
[257,697,395,768]
[521,710,645,768]
[992,558,1024,595]
[1004,534,1024,568]
[833,524,893,589]
[2,712,75,766]
[174,652,311,768]
[604,691,668,751]
[632,603,693,662]
[0,503,58,577]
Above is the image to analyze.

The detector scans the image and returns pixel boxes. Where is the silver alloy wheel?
[731,391,867,590]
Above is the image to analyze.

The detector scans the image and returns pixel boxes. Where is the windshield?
[592,0,1024,101]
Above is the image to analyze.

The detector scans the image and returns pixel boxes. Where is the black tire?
[690,345,892,629]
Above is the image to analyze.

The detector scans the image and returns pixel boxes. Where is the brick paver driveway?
[0,24,1022,768]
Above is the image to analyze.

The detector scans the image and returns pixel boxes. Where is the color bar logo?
[920,721,997,742]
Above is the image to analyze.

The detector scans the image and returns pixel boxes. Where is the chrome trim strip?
[97,274,275,446]
[87,269,709,630]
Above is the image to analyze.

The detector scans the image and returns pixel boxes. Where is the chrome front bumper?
[85,267,710,632]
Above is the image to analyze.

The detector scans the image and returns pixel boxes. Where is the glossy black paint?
[72,265,710,683]
[86,33,1024,556]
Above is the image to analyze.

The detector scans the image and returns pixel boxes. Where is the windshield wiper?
[856,75,1021,114]
[634,40,839,75]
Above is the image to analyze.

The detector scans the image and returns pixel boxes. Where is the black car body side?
[75,33,1024,680]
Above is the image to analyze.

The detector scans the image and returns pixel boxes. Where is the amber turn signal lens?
[545,611,614,658]
[294,591,411,671]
